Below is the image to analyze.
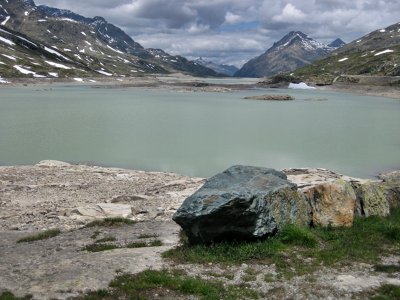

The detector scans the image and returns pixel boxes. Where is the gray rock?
[379,170,400,212]
[173,166,311,244]
[353,181,390,217]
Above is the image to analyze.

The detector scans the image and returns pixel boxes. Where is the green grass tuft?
[127,239,163,248]
[95,236,117,243]
[16,229,61,243]
[84,218,135,228]
[83,244,119,252]
[84,239,163,252]
[371,284,400,300]
[0,292,32,300]
[149,239,163,247]
[374,265,400,273]
[278,224,317,248]
[126,242,148,248]
[138,234,159,239]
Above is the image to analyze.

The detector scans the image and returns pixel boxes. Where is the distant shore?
[319,83,400,100]
[1,74,399,99]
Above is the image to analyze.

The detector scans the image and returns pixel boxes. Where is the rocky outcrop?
[173,166,311,244]
[284,168,393,221]
[174,166,400,244]
[284,169,357,227]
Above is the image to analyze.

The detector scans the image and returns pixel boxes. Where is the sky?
[34,0,400,67]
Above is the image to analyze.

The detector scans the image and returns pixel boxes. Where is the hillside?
[294,22,400,79]
[235,31,342,78]
[0,0,218,80]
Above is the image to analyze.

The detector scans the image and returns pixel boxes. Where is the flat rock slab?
[0,161,204,231]
[173,165,311,244]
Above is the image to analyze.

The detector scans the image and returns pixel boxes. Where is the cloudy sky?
[35,0,400,67]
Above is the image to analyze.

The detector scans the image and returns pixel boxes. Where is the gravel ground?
[0,161,399,299]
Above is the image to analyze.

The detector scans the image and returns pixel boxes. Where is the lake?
[0,84,399,178]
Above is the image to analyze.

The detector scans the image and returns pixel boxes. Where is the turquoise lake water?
[0,84,399,178]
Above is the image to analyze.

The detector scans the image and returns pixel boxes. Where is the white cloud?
[272,3,307,23]
[35,0,400,67]
[224,12,243,24]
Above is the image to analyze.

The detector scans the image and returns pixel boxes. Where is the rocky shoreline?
[0,161,399,299]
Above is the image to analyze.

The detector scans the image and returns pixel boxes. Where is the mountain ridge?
[0,0,219,79]
[294,21,400,79]
[235,31,343,78]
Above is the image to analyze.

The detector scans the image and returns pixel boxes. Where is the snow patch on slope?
[1,16,10,26]
[44,47,71,61]
[0,36,15,46]
[45,60,71,69]
[374,49,394,56]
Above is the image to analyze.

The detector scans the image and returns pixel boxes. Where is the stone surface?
[354,181,390,217]
[173,165,311,244]
[0,221,179,300]
[0,161,205,231]
[379,170,400,212]
[284,168,357,227]
[305,180,357,227]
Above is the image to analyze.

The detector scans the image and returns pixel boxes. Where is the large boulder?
[284,168,357,227]
[353,181,390,217]
[172,166,311,244]
[379,171,400,212]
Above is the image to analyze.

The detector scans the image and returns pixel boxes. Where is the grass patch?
[126,241,148,248]
[375,265,400,273]
[279,224,317,248]
[83,243,120,252]
[0,292,32,300]
[95,236,117,243]
[80,269,258,300]
[264,274,276,283]
[149,239,163,247]
[164,209,400,277]
[16,229,61,243]
[84,218,135,228]
[127,239,163,248]
[84,239,163,252]
[371,284,400,300]
[138,233,159,239]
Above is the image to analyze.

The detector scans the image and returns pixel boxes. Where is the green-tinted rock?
[379,171,400,212]
[355,181,390,217]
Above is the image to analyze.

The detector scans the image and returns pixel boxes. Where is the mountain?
[194,57,239,77]
[328,38,346,48]
[294,22,400,78]
[0,0,218,79]
[235,31,339,78]
[37,5,148,58]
